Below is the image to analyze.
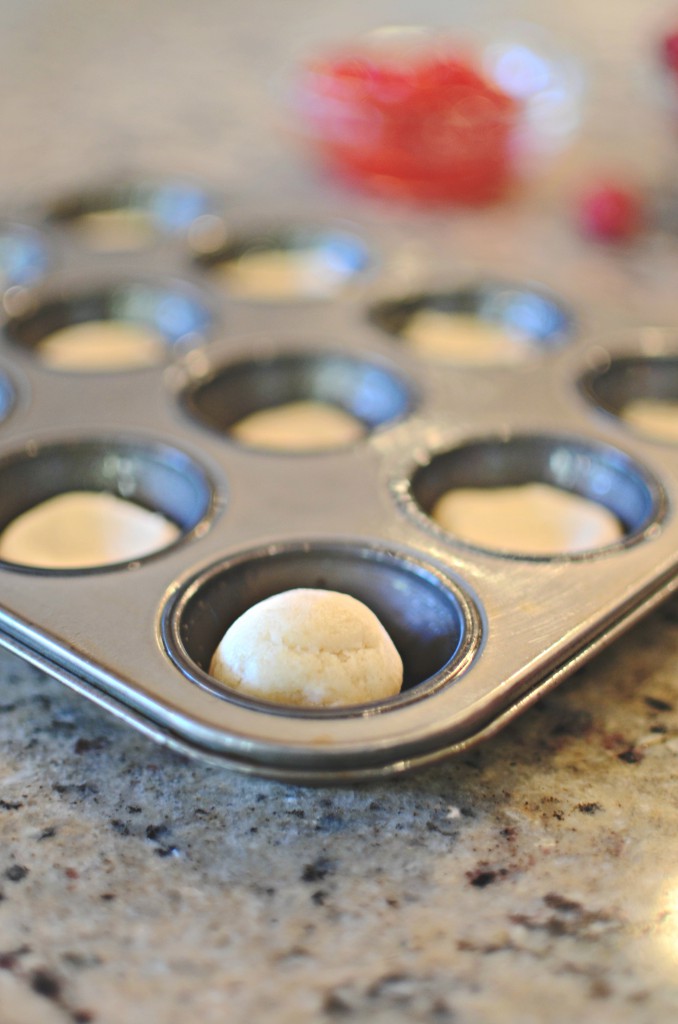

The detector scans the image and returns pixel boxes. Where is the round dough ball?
[621,398,678,442]
[209,588,403,707]
[38,320,165,371]
[215,250,345,300]
[231,400,364,450]
[0,491,180,569]
[75,209,156,251]
[403,310,534,365]
[432,482,622,555]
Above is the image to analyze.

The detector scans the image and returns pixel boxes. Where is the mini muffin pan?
[2,178,678,783]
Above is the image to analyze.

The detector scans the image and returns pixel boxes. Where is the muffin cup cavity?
[0,371,14,426]
[45,179,216,250]
[193,224,372,301]
[369,279,572,365]
[407,434,664,560]
[162,540,480,715]
[0,437,215,573]
[3,280,212,372]
[0,223,50,293]
[181,351,412,450]
[580,355,678,443]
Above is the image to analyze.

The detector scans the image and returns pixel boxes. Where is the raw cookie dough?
[215,250,346,300]
[73,208,156,251]
[231,400,364,450]
[209,588,403,707]
[432,482,623,555]
[402,309,534,365]
[38,320,166,371]
[621,398,678,442]
[0,491,180,569]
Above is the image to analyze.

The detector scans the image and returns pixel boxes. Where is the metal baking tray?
[1,176,678,784]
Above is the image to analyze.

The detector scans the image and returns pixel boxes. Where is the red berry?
[578,183,644,242]
[661,29,678,74]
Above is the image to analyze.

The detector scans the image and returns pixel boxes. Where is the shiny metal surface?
[2,186,678,781]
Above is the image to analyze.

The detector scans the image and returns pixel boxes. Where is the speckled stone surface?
[3,608,678,1024]
[3,2,678,1022]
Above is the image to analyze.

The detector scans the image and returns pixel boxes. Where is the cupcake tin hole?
[163,541,477,713]
[581,356,678,443]
[409,434,662,558]
[45,179,215,251]
[182,351,412,450]
[369,280,571,364]
[0,438,214,572]
[194,224,371,300]
[3,281,212,372]
[0,372,13,426]
[0,223,50,292]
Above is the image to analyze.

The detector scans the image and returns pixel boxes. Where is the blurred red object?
[660,28,678,75]
[577,182,645,242]
[296,48,522,204]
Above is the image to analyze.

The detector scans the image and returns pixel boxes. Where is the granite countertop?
[2,2,678,1022]
[3,610,678,1024]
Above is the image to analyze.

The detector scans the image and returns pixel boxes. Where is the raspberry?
[661,29,678,75]
[577,183,644,242]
